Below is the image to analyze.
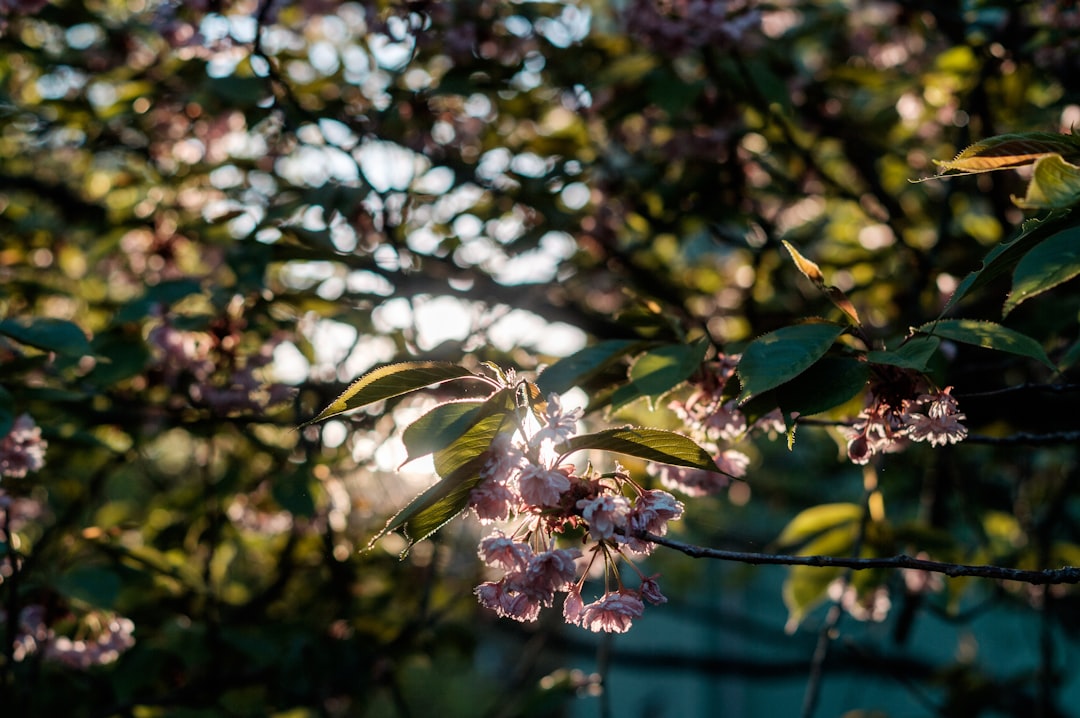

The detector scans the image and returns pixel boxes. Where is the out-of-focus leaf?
[737,323,846,402]
[303,362,482,425]
[559,426,722,473]
[0,385,13,437]
[867,335,941,371]
[1003,226,1080,314]
[536,339,645,395]
[774,503,862,552]
[0,317,91,357]
[1013,153,1080,210]
[113,279,204,324]
[54,566,122,609]
[917,319,1054,369]
[272,471,316,518]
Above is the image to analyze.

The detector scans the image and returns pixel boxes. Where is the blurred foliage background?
[1,0,1080,716]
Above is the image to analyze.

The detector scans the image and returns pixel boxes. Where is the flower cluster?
[0,414,47,480]
[3,604,136,668]
[469,394,684,633]
[651,355,780,496]
[845,383,967,465]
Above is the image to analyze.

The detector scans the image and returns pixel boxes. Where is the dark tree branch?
[641,532,1080,585]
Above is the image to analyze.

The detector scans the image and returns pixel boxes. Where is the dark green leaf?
[1003,226,1080,315]
[737,323,846,402]
[0,317,91,357]
[774,356,869,417]
[272,472,316,517]
[0,385,12,437]
[867,335,942,371]
[560,427,722,474]
[54,566,121,609]
[942,210,1074,314]
[303,362,482,425]
[536,339,645,395]
[917,319,1055,369]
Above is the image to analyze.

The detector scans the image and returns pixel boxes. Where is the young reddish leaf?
[1004,225,1080,315]
[782,241,861,327]
[302,361,482,425]
[560,427,724,474]
[737,323,846,402]
[0,317,92,357]
[1013,154,1080,210]
[917,319,1055,370]
[933,132,1080,175]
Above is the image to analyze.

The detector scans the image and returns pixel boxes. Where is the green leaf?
[942,210,1075,314]
[303,362,482,425]
[54,566,122,609]
[774,356,869,418]
[774,503,862,552]
[374,412,513,550]
[737,323,846,402]
[627,339,709,394]
[1003,226,1080,315]
[933,132,1080,175]
[536,339,645,395]
[0,386,12,437]
[866,335,941,371]
[0,317,91,357]
[917,319,1055,369]
[401,389,514,464]
[272,471,316,517]
[1013,154,1080,210]
[559,427,722,474]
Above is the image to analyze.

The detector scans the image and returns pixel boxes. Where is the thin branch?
[640,532,1080,585]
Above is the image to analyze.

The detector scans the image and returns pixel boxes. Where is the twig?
[640,532,1080,585]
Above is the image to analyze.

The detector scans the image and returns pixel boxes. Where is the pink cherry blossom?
[523,547,582,600]
[640,575,667,605]
[576,494,631,539]
[902,387,967,447]
[530,392,583,448]
[475,579,541,623]
[478,531,532,572]
[579,591,645,633]
[563,585,585,625]
[518,463,572,507]
[0,414,47,479]
[468,479,518,524]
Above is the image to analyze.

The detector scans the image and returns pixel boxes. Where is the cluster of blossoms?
[648,355,781,496]
[844,379,967,465]
[622,0,763,55]
[4,604,136,668]
[468,394,684,633]
[147,305,293,416]
[0,413,47,480]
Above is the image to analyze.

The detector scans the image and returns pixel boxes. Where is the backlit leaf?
[1013,153,1080,210]
[303,362,482,425]
[560,426,722,474]
[933,132,1080,175]
[867,335,941,372]
[536,339,645,395]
